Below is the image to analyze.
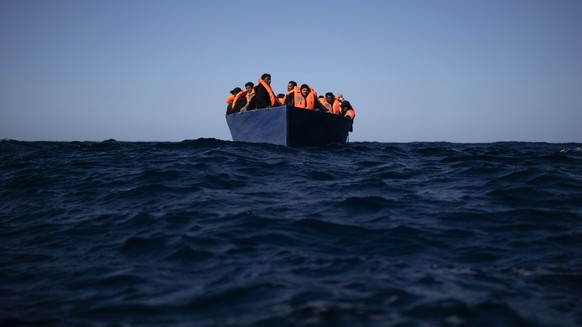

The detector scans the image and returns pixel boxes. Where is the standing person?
[286,84,328,111]
[225,87,242,116]
[247,73,278,110]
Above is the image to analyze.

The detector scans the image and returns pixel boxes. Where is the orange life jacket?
[232,90,248,108]
[225,95,235,104]
[344,107,355,120]
[317,96,343,114]
[258,78,278,107]
[318,97,341,114]
[293,86,317,109]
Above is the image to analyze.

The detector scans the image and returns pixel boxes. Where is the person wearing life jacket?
[225,87,242,116]
[226,94,235,106]
[231,81,258,113]
[317,95,325,109]
[281,81,298,104]
[318,92,342,115]
[286,84,328,111]
[237,82,258,112]
[337,93,356,121]
[231,88,247,114]
[244,82,255,101]
[247,73,278,110]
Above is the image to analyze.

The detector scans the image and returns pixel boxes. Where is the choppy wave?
[1,139,581,326]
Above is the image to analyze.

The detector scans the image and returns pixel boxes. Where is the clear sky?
[1,0,581,143]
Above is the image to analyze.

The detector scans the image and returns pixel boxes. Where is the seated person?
[225,87,242,116]
[285,84,328,111]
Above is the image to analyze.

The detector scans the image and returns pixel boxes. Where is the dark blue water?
[1,139,581,326]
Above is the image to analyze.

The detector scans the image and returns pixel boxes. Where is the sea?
[1,139,581,327]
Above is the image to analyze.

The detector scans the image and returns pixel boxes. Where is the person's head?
[277,93,285,99]
[244,82,254,92]
[287,81,297,92]
[261,73,271,85]
[325,92,334,103]
[336,93,344,102]
[230,87,242,95]
[341,101,352,110]
[300,84,310,97]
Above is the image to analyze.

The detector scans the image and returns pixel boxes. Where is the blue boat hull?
[226,105,352,146]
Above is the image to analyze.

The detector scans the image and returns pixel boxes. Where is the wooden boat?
[226,105,352,146]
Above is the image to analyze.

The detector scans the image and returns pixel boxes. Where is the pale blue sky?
[1,0,581,142]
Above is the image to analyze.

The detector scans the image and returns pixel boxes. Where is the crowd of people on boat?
[225,73,356,121]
